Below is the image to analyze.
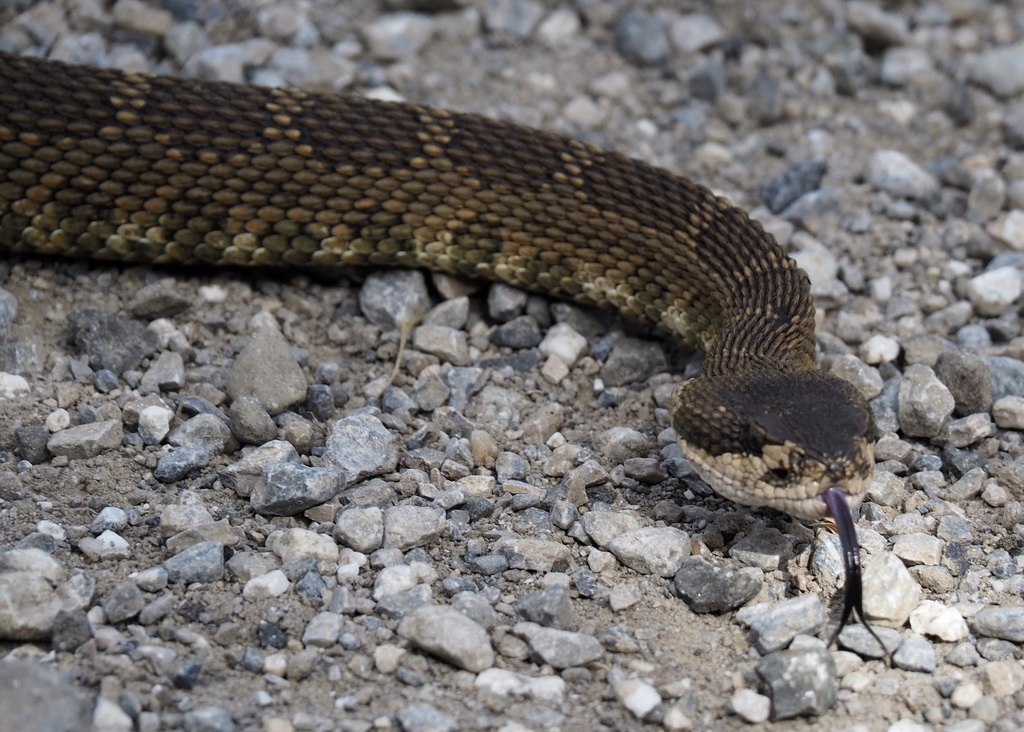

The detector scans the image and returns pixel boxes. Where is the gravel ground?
[3,1,1024,730]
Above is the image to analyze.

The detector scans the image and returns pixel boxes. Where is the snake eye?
[763,466,791,486]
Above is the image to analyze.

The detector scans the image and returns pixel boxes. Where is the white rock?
[987,210,1024,249]
[474,668,566,703]
[372,562,438,600]
[729,688,771,724]
[0,372,30,398]
[78,530,131,561]
[909,600,969,642]
[243,569,290,599]
[860,334,901,364]
[138,405,174,445]
[538,322,588,366]
[993,396,1024,429]
[45,408,71,432]
[614,676,661,719]
[967,267,1022,316]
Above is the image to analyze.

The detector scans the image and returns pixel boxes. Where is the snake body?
[0,53,876,629]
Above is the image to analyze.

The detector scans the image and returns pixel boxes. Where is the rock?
[139,350,185,393]
[163,541,225,584]
[250,463,345,516]
[68,309,157,374]
[748,595,827,654]
[47,420,123,459]
[333,507,384,553]
[866,150,938,198]
[669,13,725,54]
[993,396,1024,429]
[612,672,661,719]
[606,527,690,577]
[892,634,936,672]
[494,537,572,572]
[323,412,399,483]
[730,688,771,724]
[909,601,968,642]
[362,12,435,61]
[266,528,339,566]
[398,606,494,672]
[538,322,588,366]
[580,511,641,548]
[935,350,993,417]
[474,667,565,703]
[516,584,575,630]
[967,267,1021,316]
[600,338,666,386]
[973,607,1024,642]
[0,571,62,640]
[863,551,921,626]
[226,328,307,415]
[229,396,278,444]
[759,161,827,213]
[673,556,762,613]
[102,581,145,624]
[846,1,908,46]
[383,505,445,550]
[898,364,955,437]
[243,569,290,600]
[481,0,545,41]
[968,41,1024,97]
[521,624,603,668]
[359,270,431,328]
[154,446,210,482]
[837,624,901,658]
[756,646,837,719]
[0,661,90,732]
[614,10,670,67]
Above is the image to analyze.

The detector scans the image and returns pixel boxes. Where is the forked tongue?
[821,487,888,658]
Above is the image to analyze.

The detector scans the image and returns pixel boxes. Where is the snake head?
[670,369,875,521]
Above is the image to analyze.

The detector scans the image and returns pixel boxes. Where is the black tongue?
[821,487,888,656]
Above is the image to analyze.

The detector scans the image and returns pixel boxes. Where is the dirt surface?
[3,1,1024,731]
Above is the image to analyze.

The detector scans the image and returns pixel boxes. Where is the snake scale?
[0,52,877,637]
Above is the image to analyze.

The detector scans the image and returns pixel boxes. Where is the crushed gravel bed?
[3,1,1024,730]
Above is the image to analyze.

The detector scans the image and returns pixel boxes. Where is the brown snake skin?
[0,52,879,634]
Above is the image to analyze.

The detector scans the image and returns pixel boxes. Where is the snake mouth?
[821,487,887,655]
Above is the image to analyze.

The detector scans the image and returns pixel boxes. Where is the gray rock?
[128,279,191,319]
[0,661,90,732]
[182,706,234,732]
[15,425,50,464]
[226,328,307,415]
[756,646,837,719]
[398,605,495,671]
[669,13,725,54]
[250,463,345,516]
[494,537,572,572]
[140,350,186,393]
[845,1,908,46]
[163,540,225,584]
[880,47,933,86]
[481,0,545,41]
[229,396,278,444]
[333,507,385,553]
[383,505,445,550]
[973,607,1024,642]
[154,446,210,482]
[866,150,938,199]
[892,634,937,672]
[362,12,435,61]
[219,441,299,498]
[359,270,431,329]
[614,9,670,67]
[324,412,399,483]
[898,364,955,437]
[606,527,690,577]
[935,350,993,416]
[968,41,1024,98]
[68,309,157,374]
[412,324,470,365]
[730,527,792,571]
[673,556,762,613]
[91,506,128,534]
[450,591,500,629]
[47,420,123,459]
[490,315,542,348]
[487,282,529,322]
[759,160,827,214]
[988,355,1024,399]
[102,581,145,624]
[517,584,575,630]
[524,625,603,668]
[168,413,235,455]
[409,373,450,411]
[836,623,902,658]
[600,338,667,386]
[749,595,827,654]
[395,704,457,732]
[0,571,62,640]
